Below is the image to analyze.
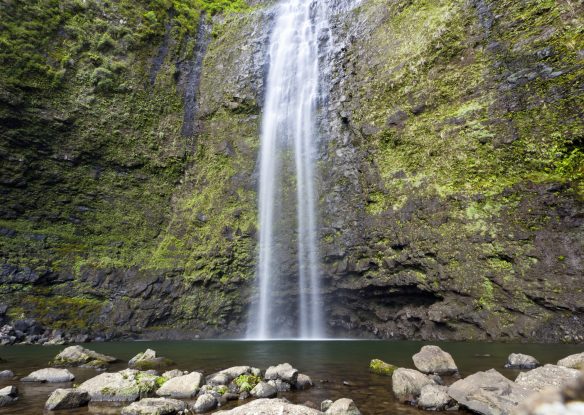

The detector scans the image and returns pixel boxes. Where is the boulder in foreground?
[79,369,160,402]
[45,388,90,410]
[0,386,17,407]
[557,352,584,370]
[21,368,74,383]
[412,345,458,375]
[121,397,187,415]
[515,364,581,391]
[392,368,435,403]
[155,371,203,398]
[418,384,455,411]
[448,369,534,415]
[325,398,362,414]
[214,398,322,414]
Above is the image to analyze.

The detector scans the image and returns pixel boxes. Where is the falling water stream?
[247,0,331,339]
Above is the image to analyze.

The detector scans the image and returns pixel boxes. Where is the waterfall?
[247,0,331,340]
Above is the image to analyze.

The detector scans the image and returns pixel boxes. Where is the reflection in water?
[0,340,581,414]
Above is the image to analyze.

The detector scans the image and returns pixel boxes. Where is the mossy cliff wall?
[0,0,582,342]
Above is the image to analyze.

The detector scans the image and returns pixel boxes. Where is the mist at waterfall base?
[246,0,331,340]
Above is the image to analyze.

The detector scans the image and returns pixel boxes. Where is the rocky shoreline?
[0,344,583,414]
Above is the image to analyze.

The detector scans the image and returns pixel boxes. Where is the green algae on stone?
[369,359,397,376]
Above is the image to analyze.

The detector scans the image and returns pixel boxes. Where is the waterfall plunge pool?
[0,340,582,414]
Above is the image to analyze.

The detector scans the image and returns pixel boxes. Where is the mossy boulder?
[51,345,117,369]
[369,359,397,376]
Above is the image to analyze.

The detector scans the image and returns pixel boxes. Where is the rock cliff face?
[0,0,582,342]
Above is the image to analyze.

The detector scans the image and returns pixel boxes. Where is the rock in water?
[515,364,581,391]
[392,368,435,403]
[79,369,160,402]
[193,393,218,413]
[418,384,454,411]
[214,398,322,414]
[250,381,277,398]
[162,369,187,379]
[45,388,90,410]
[412,345,458,375]
[557,352,584,370]
[369,359,397,376]
[296,373,313,390]
[325,398,362,415]
[52,345,117,369]
[0,386,17,407]
[264,363,299,383]
[21,368,75,382]
[121,398,187,415]
[505,353,540,369]
[0,370,13,378]
[155,371,203,398]
[448,369,535,415]
[128,349,174,370]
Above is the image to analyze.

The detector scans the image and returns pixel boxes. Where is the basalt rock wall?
[0,0,582,343]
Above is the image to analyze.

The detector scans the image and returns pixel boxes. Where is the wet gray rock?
[557,352,584,370]
[193,393,218,413]
[325,398,362,414]
[514,371,584,415]
[417,384,454,411]
[214,398,322,414]
[156,371,204,398]
[505,353,540,369]
[412,345,458,375]
[45,388,90,410]
[52,345,117,369]
[265,363,298,383]
[206,372,230,386]
[129,349,173,370]
[515,364,581,391]
[392,368,435,403]
[0,370,13,378]
[21,368,74,383]
[121,397,188,415]
[79,369,159,402]
[448,369,535,415]
[0,386,17,407]
[321,400,334,411]
[268,379,291,392]
[162,369,187,379]
[250,381,277,398]
[296,373,313,390]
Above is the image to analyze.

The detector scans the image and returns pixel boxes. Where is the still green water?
[0,340,581,414]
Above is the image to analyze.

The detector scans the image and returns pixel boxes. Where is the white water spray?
[247,0,331,340]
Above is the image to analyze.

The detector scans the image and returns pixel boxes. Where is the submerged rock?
[412,345,458,375]
[265,363,299,383]
[448,369,535,415]
[0,385,17,407]
[121,397,187,415]
[193,393,218,413]
[129,349,174,370]
[557,352,584,370]
[515,364,581,391]
[52,345,117,369]
[505,353,540,369]
[156,371,203,398]
[250,381,277,398]
[392,368,435,403]
[21,368,74,383]
[0,370,13,378]
[325,398,362,414]
[214,398,322,414]
[369,359,396,376]
[45,388,90,410]
[79,369,160,402]
[417,384,455,411]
